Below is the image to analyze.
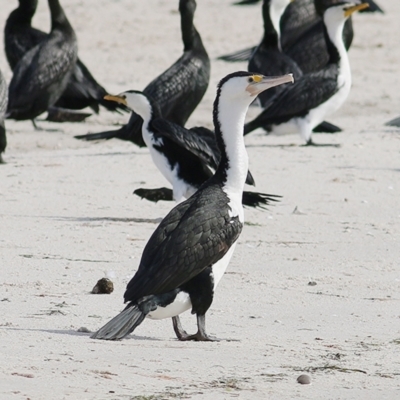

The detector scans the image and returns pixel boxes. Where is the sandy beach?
[1,0,400,399]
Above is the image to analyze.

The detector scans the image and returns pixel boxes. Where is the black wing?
[124,184,242,302]
[8,36,77,111]
[151,118,219,169]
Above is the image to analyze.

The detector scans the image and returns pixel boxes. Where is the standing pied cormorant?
[75,0,210,148]
[6,0,78,125]
[4,0,125,117]
[90,71,293,341]
[0,69,8,164]
[102,90,280,209]
[243,2,369,146]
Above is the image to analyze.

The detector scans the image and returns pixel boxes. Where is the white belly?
[147,291,192,320]
[212,243,237,290]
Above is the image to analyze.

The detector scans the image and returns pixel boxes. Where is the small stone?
[91,278,114,294]
[308,281,317,286]
[297,374,311,385]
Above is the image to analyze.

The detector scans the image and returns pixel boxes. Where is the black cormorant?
[90,71,293,341]
[4,0,124,115]
[6,0,78,124]
[75,0,210,148]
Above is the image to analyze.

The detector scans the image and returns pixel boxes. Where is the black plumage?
[90,71,293,341]
[4,0,124,114]
[0,69,8,164]
[75,0,210,147]
[6,0,78,122]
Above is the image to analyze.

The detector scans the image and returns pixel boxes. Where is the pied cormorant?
[75,0,210,148]
[0,69,8,164]
[243,2,369,146]
[102,90,280,209]
[4,0,125,116]
[90,71,293,341]
[6,0,78,125]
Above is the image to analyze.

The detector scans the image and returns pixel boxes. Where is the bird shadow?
[45,215,163,224]
[0,326,162,341]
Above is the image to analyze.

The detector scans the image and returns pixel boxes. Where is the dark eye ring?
[248,77,254,83]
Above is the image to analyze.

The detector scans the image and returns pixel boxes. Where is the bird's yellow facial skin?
[251,75,263,83]
[344,3,369,17]
[104,94,127,106]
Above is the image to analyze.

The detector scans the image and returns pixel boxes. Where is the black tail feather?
[74,128,122,141]
[91,305,146,340]
[217,46,256,62]
[242,191,281,209]
[133,187,174,203]
[385,116,400,128]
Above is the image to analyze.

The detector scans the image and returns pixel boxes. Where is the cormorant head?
[217,71,293,103]
[319,1,369,21]
[104,91,152,120]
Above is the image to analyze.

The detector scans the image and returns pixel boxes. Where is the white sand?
[1,1,400,399]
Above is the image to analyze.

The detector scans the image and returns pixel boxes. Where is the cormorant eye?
[248,77,254,83]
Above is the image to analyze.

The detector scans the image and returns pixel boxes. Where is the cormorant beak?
[246,74,294,97]
[104,94,128,106]
[344,3,369,17]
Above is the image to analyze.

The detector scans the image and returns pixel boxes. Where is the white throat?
[324,14,351,85]
[270,0,289,51]
[217,96,250,221]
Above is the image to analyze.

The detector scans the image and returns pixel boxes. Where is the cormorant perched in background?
[75,0,210,147]
[243,2,369,145]
[0,69,7,164]
[90,71,293,341]
[6,0,78,124]
[4,0,125,115]
[102,90,281,209]
[248,0,303,106]
[220,0,383,66]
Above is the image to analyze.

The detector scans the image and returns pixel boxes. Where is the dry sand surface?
[1,0,400,399]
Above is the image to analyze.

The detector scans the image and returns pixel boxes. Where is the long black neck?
[8,0,38,25]
[260,0,280,49]
[179,0,205,53]
[48,0,74,34]
[211,86,229,183]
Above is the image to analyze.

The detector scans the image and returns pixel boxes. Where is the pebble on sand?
[297,374,311,385]
[91,278,114,294]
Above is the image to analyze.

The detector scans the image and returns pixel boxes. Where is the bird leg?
[172,316,189,340]
[172,314,219,342]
